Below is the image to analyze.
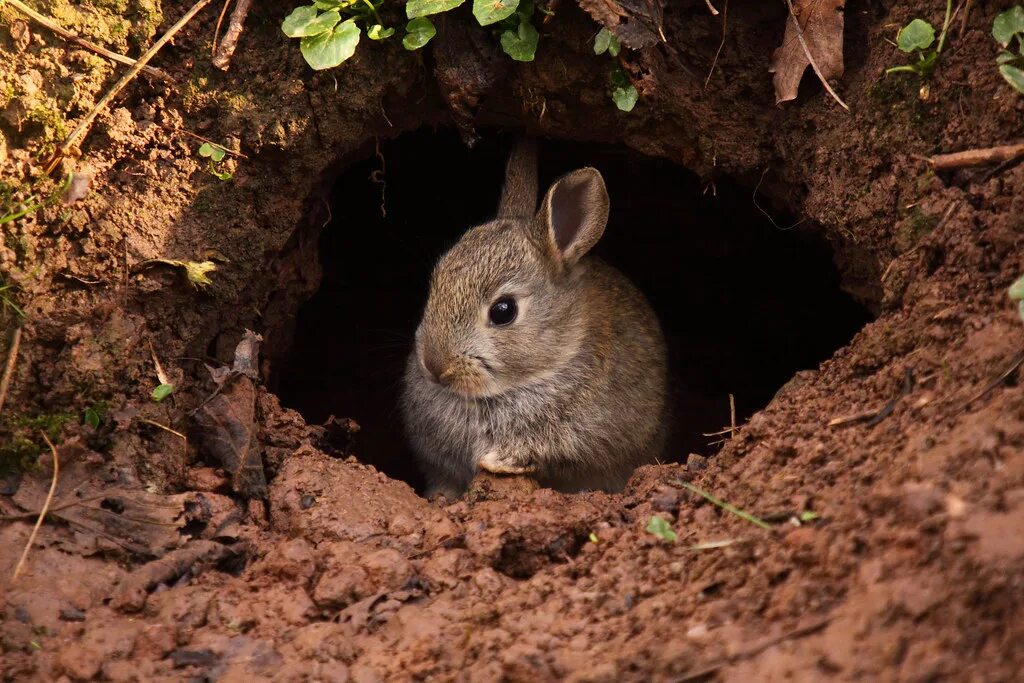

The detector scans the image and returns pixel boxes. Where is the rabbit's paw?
[478,449,536,475]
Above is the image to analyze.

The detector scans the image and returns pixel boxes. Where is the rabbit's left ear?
[497,137,538,218]
[533,168,609,267]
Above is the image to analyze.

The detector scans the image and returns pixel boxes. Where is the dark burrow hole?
[272,129,872,493]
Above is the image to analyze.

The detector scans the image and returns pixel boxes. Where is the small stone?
[300,494,316,510]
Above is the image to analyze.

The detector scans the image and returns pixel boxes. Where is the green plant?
[593,28,638,112]
[676,480,772,530]
[0,274,25,320]
[993,5,1024,94]
[646,515,678,542]
[1009,274,1024,321]
[152,383,174,402]
[198,142,233,180]
[886,0,953,81]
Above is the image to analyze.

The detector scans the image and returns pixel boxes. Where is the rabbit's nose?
[422,351,446,383]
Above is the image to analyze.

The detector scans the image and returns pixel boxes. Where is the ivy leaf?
[198,142,227,162]
[474,0,518,26]
[610,69,638,111]
[500,18,538,61]
[993,5,1024,48]
[300,19,361,69]
[282,6,341,38]
[896,18,935,53]
[646,515,677,542]
[999,63,1024,95]
[367,24,395,40]
[152,383,174,402]
[406,0,465,19]
[403,17,436,49]
[594,27,620,56]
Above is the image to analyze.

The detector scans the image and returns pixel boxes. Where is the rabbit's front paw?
[478,449,535,475]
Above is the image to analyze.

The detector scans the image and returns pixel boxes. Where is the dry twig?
[927,143,1024,171]
[159,125,249,158]
[44,0,215,174]
[6,0,171,81]
[0,326,23,418]
[212,0,253,70]
[11,433,60,582]
[782,0,850,112]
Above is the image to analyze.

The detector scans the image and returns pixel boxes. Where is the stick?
[43,0,215,175]
[729,393,736,439]
[927,143,1024,171]
[5,0,171,82]
[782,0,850,112]
[212,0,253,70]
[138,418,187,440]
[11,433,60,581]
[211,0,233,57]
[0,326,22,418]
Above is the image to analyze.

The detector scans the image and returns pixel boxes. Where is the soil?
[2,0,1024,681]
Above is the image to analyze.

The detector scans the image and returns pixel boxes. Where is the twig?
[211,0,233,57]
[11,433,60,581]
[675,480,772,530]
[138,418,187,441]
[958,0,972,39]
[703,0,728,89]
[963,349,1024,409]
[160,125,249,158]
[44,0,215,175]
[0,326,23,418]
[782,0,850,112]
[704,0,719,15]
[5,0,171,82]
[212,0,253,70]
[729,393,736,439]
[927,143,1024,171]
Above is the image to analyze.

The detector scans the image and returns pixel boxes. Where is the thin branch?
[5,0,171,82]
[11,433,60,581]
[211,0,233,57]
[44,0,215,175]
[927,143,1024,171]
[704,0,729,89]
[138,418,187,440]
[0,326,23,418]
[213,0,253,70]
[782,0,850,112]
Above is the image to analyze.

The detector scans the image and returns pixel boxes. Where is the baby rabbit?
[402,139,667,499]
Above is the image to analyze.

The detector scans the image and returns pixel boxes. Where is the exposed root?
[11,433,60,582]
[212,0,253,71]
[927,143,1024,171]
[0,326,22,418]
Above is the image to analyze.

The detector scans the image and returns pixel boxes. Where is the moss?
[0,436,42,475]
[895,206,939,252]
[25,104,69,152]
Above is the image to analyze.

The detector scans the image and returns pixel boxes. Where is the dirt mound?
[3,0,1024,680]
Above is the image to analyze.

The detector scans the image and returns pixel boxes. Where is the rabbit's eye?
[488,297,517,326]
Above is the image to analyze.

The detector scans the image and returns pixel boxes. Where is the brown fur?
[402,140,668,498]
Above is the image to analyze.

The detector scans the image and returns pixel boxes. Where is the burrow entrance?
[272,130,872,492]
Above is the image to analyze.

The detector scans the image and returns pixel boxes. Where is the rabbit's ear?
[535,168,609,267]
[497,137,538,218]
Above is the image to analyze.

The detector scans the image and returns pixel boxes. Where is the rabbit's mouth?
[431,355,501,399]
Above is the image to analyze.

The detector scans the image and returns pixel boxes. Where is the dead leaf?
[11,439,196,557]
[769,0,846,105]
[576,0,666,49]
[110,540,243,612]
[191,331,267,499]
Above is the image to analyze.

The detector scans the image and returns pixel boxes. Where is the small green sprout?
[594,28,637,112]
[676,480,772,530]
[588,532,599,543]
[152,383,174,402]
[886,0,953,83]
[198,143,233,181]
[83,406,103,430]
[646,515,678,542]
[798,510,821,523]
[1009,274,1024,321]
[993,6,1024,95]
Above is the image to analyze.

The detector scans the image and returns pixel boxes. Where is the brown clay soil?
[2,0,1024,680]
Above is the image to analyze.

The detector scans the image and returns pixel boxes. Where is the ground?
[2,0,1024,680]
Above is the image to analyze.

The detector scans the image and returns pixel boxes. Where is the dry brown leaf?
[769,0,846,105]
[576,0,666,50]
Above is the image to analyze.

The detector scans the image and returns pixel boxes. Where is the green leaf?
[208,161,233,181]
[198,142,227,162]
[300,19,361,70]
[594,27,620,56]
[588,532,599,543]
[406,0,465,19]
[83,407,101,430]
[609,69,638,111]
[500,18,538,61]
[314,0,354,8]
[999,62,1024,94]
[474,0,518,25]
[403,16,436,49]
[152,383,174,402]
[896,18,935,53]
[282,6,341,38]
[367,24,395,40]
[993,6,1024,48]
[646,515,677,542]
[1009,275,1024,301]
[798,511,821,523]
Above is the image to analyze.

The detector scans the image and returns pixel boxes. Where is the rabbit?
[401,138,668,499]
